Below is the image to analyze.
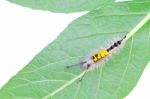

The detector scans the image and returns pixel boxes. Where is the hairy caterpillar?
[67,36,126,70]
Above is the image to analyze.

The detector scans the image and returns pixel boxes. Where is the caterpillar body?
[67,36,126,71]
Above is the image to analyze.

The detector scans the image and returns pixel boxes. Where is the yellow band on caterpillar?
[92,50,109,62]
[99,50,109,58]
[92,55,98,62]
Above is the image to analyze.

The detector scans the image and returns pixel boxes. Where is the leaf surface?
[7,0,113,13]
[0,1,150,99]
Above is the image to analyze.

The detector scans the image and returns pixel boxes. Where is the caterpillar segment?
[92,50,109,62]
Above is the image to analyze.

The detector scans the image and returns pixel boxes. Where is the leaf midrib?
[41,71,86,99]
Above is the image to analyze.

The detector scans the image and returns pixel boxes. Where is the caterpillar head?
[82,59,94,69]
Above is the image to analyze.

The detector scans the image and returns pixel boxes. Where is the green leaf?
[7,0,114,13]
[1,2,150,99]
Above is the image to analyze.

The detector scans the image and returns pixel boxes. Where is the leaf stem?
[42,71,86,99]
[123,12,150,43]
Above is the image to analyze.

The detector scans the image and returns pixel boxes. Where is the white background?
[0,0,150,99]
